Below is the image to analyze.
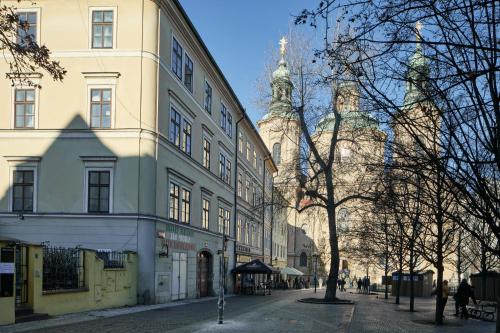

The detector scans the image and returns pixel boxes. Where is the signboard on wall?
[0,248,15,298]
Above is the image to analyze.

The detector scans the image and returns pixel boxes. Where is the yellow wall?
[0,242,15,325]
[31,248,137,316]
[0,246,137,319]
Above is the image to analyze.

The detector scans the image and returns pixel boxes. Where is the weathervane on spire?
[279,37,288,58]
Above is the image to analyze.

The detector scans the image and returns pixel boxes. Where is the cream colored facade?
[0,0,276,308]
[258,53,386,283]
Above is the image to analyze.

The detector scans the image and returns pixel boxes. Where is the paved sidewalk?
[347,291,495,333]
[0,295,230,333]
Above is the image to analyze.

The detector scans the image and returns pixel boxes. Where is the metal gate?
[171,252,187,300]
[15,245,29,307]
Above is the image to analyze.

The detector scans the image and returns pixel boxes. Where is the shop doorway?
[171,252,187,301]
[197,251,212,297]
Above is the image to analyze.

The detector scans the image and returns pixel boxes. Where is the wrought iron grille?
[42,246,85,291]
[96,251,126,269]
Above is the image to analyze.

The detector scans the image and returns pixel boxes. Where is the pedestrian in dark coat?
[357,278,362,293]
[454,279,477,319]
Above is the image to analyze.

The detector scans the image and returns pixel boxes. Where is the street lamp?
[218,234,228,324]
[313,253,319,293]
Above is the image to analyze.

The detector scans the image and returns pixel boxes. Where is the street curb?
[0,295,236,333]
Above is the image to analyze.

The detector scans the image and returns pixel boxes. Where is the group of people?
[337,278,347,291]
[356,276,371,294]
[433,279,477,319]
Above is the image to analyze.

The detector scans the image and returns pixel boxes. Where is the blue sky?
[179,0,312,124]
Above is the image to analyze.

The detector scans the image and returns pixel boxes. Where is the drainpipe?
[233,116,244,268]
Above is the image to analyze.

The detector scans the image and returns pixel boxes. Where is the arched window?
[272,142,281,165]
[338,208,349,232]
[299,252,307,267]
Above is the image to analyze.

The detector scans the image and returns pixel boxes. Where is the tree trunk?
[409,242,415,312]
[324,171,339,301]
[396,225,403,304]
[435,268,444,325]
[481,244,487,301]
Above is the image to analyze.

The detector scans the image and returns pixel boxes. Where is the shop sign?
[237,245,250,254]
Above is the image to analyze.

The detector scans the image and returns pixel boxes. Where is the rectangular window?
[224,209,230,235]
[181,189,191,223]
[202,198,210,229]
[203,138,211,170]
[220,104,227,131]
[14,89,35,128]
[238,131,243,153]
[245,179,250,202]
[91,10,113,49]
[225,160,232,185]
[252,185,257,206]
[12,170,34,212]
[184,53,193,92]
[90,88,112,128]
[237,216,242,242]
[219,153,231,185]
[218,207,230,235]
[87,171,110,213]
[172,37,183,79]
[169,108,181,147]
[253,150,257,168]
[227,113,233,138]
[17,11,37,45]
[204,81,212,113]
[246,142,251,161]
[169,182,180,221]
[182,120,192,155]
[237,172,242,197]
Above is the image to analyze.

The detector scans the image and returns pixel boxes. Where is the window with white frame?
[14,89,35,128]
[227,113,232,138]
[246,142,251,161]
[170,107,191,155]
[170,107,181,147]
[204,81,212,113]
[202,198,210,229]
[17,11,38,45]
[220,103,227,131]
[252,150,257,168]
[218,207,230,235]
[237,172,242,197]
[181,188,191,223]
[91,10,114,49]
[169,182,180,221]
[182,119,192,155]
[245,178,250,202]
[87,170,111,213]
[12,169,34,212]
[90,88,112,128]
[184,53,193,92]
[245,222,250,244]
[172,37,183,79]
[203,138,211,170]
[218,153,231,185]
[237,216,242,241]
[238,131,243,153]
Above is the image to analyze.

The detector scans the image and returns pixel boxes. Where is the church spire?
[261,37,296,121]
[403,21,430,108]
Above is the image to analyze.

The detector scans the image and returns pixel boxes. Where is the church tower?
[257,38,301,191]
[394,21,438,155]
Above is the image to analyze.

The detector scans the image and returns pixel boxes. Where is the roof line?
[171,0,275,167]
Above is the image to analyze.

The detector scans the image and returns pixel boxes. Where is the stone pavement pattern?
[0,289,495,333]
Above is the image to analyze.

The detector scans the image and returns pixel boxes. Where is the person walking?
[454,279,477,319]
[357,278,362,293]
[441,280,450,317]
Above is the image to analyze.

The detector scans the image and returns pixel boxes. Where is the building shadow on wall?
[0,115,151,251]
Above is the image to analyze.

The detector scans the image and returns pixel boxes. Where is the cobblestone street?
[0,289,495,333]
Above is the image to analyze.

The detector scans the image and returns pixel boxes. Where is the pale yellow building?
[0,0,276,316]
